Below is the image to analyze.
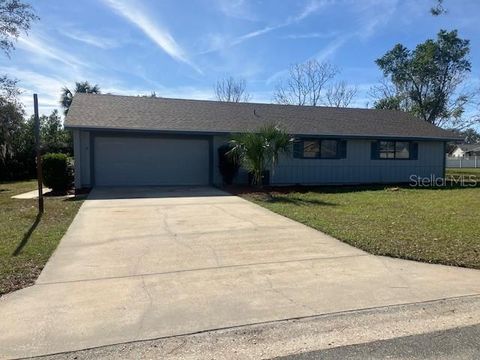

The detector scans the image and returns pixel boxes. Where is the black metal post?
[34,94,44,213]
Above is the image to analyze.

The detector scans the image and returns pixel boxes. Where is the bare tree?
[273,60,338,106]
[325,81,357,107]
[214,76,250,102]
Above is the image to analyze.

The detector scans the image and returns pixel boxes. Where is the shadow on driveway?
[88,186,231,200]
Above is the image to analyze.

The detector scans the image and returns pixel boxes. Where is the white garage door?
[94,136,210,186]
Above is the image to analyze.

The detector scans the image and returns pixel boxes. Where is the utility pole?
[34,94,44,213]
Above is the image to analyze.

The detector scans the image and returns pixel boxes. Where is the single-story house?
[450,143,480,158]
[65,93,459,189]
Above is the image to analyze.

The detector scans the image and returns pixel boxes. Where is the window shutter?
[371,141,379,160]
[410,142,419,160]
[293,140,303,158]
[338,140,347,159]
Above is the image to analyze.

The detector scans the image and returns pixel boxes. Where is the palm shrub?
[42,153,73,194]
[229,124,292,186]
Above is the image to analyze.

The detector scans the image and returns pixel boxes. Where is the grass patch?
[446,168,480,181]
[241,185,480,269]
[0,180,84,296]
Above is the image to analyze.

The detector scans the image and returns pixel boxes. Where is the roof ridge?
[74,92,404,114]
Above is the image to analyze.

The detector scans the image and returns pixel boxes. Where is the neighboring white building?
[65,93,460,189]
[450,144,480,158]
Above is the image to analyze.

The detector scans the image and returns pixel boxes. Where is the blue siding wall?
[75,132,444,187]
[213,137,444,185]
[73,130,91,188]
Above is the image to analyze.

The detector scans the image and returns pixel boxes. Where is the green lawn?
[446,168,480,181]
[0,180,84,296]
[242,184,480,269]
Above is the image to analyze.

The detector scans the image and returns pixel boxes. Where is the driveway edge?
[35,294,480,360]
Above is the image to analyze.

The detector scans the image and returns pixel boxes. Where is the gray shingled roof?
[65,93,459,140]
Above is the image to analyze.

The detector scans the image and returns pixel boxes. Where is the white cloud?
[240,0,328,41]
[266,0,398,86]
[355,0,398,39]
[12,32,94,114]
[315,0,398,57]
[202,0,329,54]
[64,31,119,49]
[4,65,215,116]
[282,31,338,40]
[0,66,70,116]
[314,34,353,62]
[102,0,202,74]
[216,0,257,21]
[231,25,280,46]
[290,0,330,22]
[17,35,89,69]
[265,69,288,86]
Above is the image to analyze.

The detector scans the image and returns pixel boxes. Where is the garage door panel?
[94,136,210,186]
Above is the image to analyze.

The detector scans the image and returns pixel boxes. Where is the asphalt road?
[276,324,480,360]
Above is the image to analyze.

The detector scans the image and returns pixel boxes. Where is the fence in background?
[446,156,479,168]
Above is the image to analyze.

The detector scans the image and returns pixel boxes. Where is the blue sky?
[2,0,480,118]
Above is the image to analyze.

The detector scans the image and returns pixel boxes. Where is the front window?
[297,139,339,159]
[378,141,410,159]
[303,140,320,158]
[321,140,338,158]
[379,141,395,159]
[395,142,410,159]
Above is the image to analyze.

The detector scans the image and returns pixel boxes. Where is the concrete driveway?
[1,186,480,359]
